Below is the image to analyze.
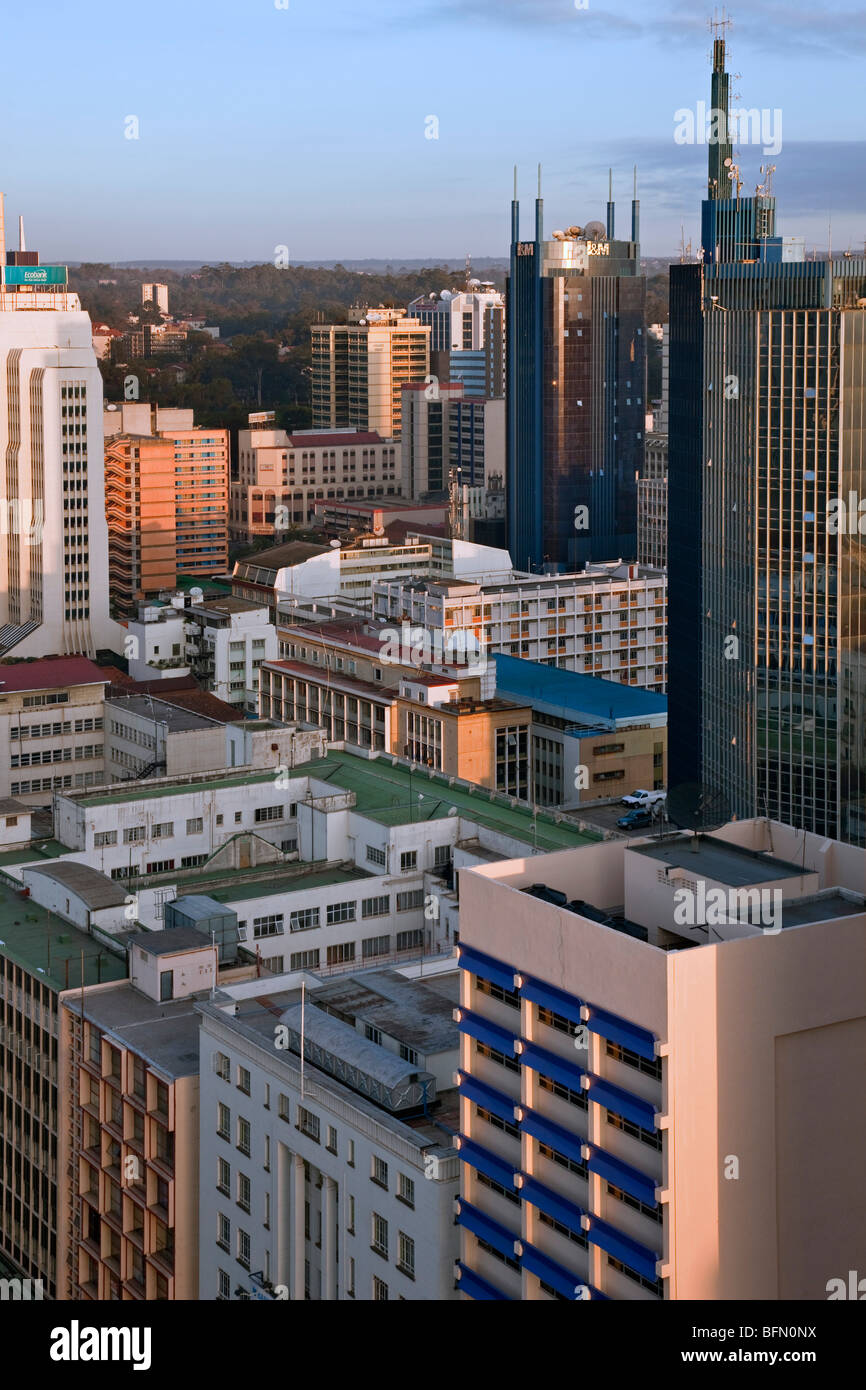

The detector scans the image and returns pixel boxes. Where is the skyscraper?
[506,169,645,573]
[0,200,122,658]
[667,40,866,845]
[311,308,429,440]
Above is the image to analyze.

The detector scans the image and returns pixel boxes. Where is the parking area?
[579,798,669,837]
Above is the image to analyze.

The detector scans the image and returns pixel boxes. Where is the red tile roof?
[0,657,108,693]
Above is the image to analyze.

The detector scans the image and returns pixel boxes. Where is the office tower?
[484,301,506,399]
[667,38,866,845]
[454,819,866,1300]
[408,287,505,397]
[506,169,645,572]
[0,203,122,658]
[311,309,430,439]
[401,382,505,499]
[103,403,229,597]
[638,327,668,569]
[141,281,169,315]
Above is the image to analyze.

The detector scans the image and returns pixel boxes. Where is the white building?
[0,241,123,658]
[141,282,169,315]
[197,967,462,1300]
[0,656,108,803]
[373,561,668,690]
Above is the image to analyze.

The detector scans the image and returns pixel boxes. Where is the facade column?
[276,1143,291,1289]
[323,1176,338,1300]
[292,1153,306,1299]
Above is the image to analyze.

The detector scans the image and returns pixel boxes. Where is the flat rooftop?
[183,861,371,905]
[106,694,219,732]
[494,653,667,726]
[64,984,202,1079]
[631,833,811,887]
[0,874,127,992]
[312,970,458,1053]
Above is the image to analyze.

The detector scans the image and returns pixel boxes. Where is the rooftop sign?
[2,265,68,286]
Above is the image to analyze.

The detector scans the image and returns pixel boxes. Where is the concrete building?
[408,286,505,401]
[454,817,866,1299]
[373,561,667,690]
[0,234,122,658]
[231,414,400,542]
[197,968,463,1300]
[0,872,126,1296]
[637,442,668,572]
[141,282,169,315]
[311,309,430,438]
[0,656,108,804]
[400,382,505,499]
[233,533,513,618]
[492,654,667,809]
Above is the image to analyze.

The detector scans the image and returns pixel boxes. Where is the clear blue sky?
[3,0,864,262]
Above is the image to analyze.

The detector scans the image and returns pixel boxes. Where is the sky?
[3,0,865,263]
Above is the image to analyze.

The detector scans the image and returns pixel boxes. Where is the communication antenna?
[464,253,471,289]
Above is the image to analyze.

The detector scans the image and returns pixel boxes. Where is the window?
[607,1254,662,1296]
[217,1158,231,1195]
[237,1173,251,1213]
[347,1257,355,1298]
[477,976,520,1010]
[186,817,203,834]
[362,895,389,919]
[218,1269,231,1300]
[217,1104,231,1140]
[539,1142,588,1180]
[255,805,284,823]
[397,1174,415,1209]
[123,826,145,844]
[607,1111,662,1151]
[366,844,386,868]
[606,1040,662,1081]
[152,822,173,839]
[397,1232,415,1280]
[477,1171,520,1205]
[371,1156,388,1190]
[371,1213,388,1257]
[217,1213,231,1251]
[214,1052,230,1081]
[476,1104,519,1140]
[607,1182,662,1224]
[94,830,117,847]
[396,895,423,915]
[298,1107,320,1143]
[433,844,451,868]
[537,1004,574,1034]
[362,934,390,960]
[372,1275,389,1301]
[400,851,417,872]
[539,1073,587,1110]
[326,1126,337,1154]
[236,1066,251,1095]
[396,928,423,950]
[237,1229,251,1269]
[237,1117,251,1156]
[326,900,356,925]
[278,1094,290,1123]
[347,1140,355,1167]
[253,914,284,939]
[327,942,355,966]
[399,1043,419,1066]
[476,1040,519,1074]
[290,948,320,970]
[289,907,319,933]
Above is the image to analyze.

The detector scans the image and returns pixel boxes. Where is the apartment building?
[0,875,126,1297]
[230,414,400,542]
[492,654,667,809]
[198,968,462,1300]
[0,657,108,804]
[103,403,228,583]
[311,309,430,438]
[454,819,866,1299]
[373,561,667,690]
[637,443,668,571]
[141,282,169,315]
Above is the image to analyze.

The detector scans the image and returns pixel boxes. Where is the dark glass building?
[506,172,644,573]
[668,39,866,844]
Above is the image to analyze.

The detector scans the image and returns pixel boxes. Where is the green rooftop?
[301,751,601,853]
[0,840,75,870]
[179,862,369,904]
[77,768,278,807]
[0,874,127,992]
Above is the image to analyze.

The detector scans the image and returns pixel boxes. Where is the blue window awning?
[520,1107,586,1167]
[455,1260,511,1301]
[457,1070,518,1126]
[520,975,584,1027]
[584,1003,657,1062]
[458,943,517,994]
[456,1197,519,1261]
[586,1075,657,1131]
[520,1174,586,1238]
[585,1144,657,1208]
[586,1214,660,1284]
[457,1136,519,1192]
[456,1008,518,1057]
[520,1241,588,1300]
[520,1039,586,1093]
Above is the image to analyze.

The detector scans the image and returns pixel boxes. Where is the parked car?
[617,808,653,830]
[620,788,667,808]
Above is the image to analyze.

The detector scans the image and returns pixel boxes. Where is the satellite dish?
[329,539,341,548]
[665,782,731,833]
[440,290,453,300]
[189,586,204,601]
[583,220,606,241]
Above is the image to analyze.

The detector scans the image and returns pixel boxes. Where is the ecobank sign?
[2,266,68,285]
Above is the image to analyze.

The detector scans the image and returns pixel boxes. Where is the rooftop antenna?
[606,168,615,240]
[18,215,25,253]
[631,164,640,247]
[535,162,543,242]
[511,165,519,244]
[464,252,471,289]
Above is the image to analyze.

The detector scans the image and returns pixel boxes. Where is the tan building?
[230,413,399,542]
[0,656,108,803]
[105,434,178,612]
[57,929,237,1300]
[311,309,430,439]
[455,818,866,1300]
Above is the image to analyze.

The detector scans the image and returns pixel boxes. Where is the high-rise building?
[506,170,645,572]
[311,309,430,439]
[667,39,866,846]
[638,327,668,570]
[408,287,505,398]
[141,281,169,315]
[454,819,866,1300]
[0,204,122,658]
[401,382,504,499]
